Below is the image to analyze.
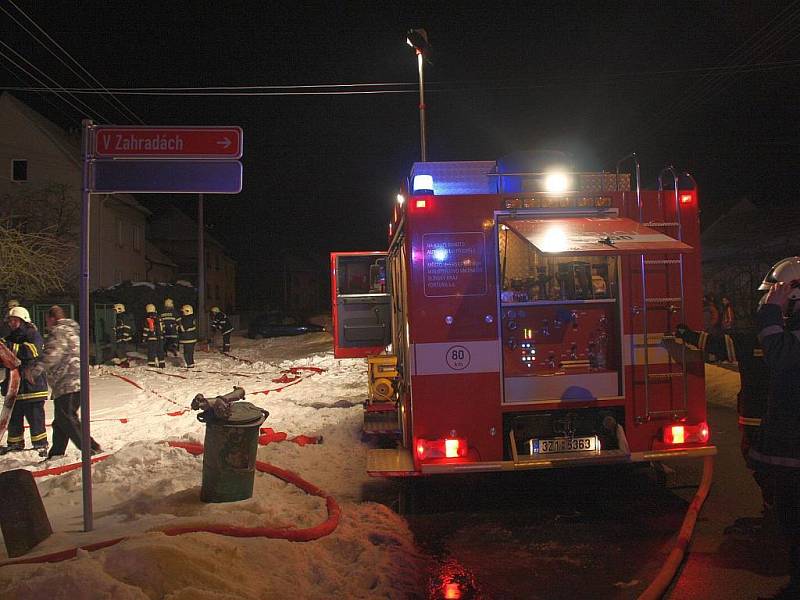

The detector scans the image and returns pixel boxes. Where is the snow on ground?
[0,332,423,599]
[704,363,740,409]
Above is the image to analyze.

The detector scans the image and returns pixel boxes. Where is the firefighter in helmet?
[0,298,20,340]
[1,306,49,456]
[178,305,198,368]
[751,256,800,599]
[142,303,165,368]
[209,306,233,353]
[160,298,179,357]
[112,303,135,367]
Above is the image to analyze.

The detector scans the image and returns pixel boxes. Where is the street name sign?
[92,126,243,159]
[91,160,243,194]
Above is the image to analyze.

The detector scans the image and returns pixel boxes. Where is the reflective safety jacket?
[678,326,767,427]
[178,315,197,344]
[211,311,233,336]
[750,304,800,470]
[115,311,135,343]
[2,323,48,402]
[160,307,178,339]
[142,314,164,342]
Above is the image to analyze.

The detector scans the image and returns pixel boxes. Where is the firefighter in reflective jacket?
[752,267,800,600]
[178,305,197,368]
[1,306,49,456]
[209,306,233,353]
[142,304,166,368]
[113,303,135,366]
[674,322,772,508]
[160,298,179,357]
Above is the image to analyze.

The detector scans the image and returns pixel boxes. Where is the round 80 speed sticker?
[446,345,471,370]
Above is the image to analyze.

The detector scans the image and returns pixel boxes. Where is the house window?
[114,269,123,285]
[11,159,28,182]
[132,225,142,252]
[116,219,124,247]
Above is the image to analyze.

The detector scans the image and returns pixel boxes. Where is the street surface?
[368,405,790,599]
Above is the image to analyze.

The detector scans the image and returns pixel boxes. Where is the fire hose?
[0,440,340,567]
[637,455,715,600]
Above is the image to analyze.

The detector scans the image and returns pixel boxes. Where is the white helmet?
[759,257,800,299]
[145,303,157,314]
[114,303,125,314]
[8,306,30,322]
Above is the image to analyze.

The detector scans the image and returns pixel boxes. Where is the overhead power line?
[2,58,799,97]
[2,0,144,124]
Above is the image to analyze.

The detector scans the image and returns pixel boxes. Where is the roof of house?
[0,92,150,216]
[701,198,800,262]
[145,240,178,268]
[148,205,231,257]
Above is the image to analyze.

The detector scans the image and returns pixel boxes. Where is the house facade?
[0,92,150,293]
[148,206,236,312]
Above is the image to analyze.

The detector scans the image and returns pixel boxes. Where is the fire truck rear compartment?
[503,406,626,460]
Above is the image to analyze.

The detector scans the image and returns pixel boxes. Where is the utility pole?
[198,193,206,341]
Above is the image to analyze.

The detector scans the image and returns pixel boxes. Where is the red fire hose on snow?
[0,440,340,567]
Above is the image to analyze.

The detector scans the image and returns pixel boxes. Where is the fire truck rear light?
[445,438,460,458]
[663,422,710,445]
[665,425,685,444]
[415,437,468,460]
[415,199,428,209]
[680,193,693,204]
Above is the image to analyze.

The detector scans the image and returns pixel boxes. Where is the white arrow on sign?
[216,137,232,149]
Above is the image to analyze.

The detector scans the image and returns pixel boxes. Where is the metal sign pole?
[80,119,94,531]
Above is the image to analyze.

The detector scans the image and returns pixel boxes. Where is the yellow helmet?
[164,298,174,308]
[145,303,156,314]
[114,303,125,313]
[181,304,193,316]
[210,306,220,314]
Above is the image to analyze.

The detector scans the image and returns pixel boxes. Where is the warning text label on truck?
[423,232,487,297]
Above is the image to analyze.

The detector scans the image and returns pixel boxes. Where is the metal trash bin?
[198,401,268,503]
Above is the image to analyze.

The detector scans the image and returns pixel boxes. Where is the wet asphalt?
[368,405,791,599]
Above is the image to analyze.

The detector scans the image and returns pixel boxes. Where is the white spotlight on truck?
[544,171,570,193]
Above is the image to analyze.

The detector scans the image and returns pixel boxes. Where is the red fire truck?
[331,154,715,476]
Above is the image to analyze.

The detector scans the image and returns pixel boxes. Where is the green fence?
[31,304,75,335]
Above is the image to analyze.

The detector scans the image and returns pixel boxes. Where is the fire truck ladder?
[617,156,694,422]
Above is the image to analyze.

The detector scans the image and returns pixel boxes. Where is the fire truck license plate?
[531,436,597,454]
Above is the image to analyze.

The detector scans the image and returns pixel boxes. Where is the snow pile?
[0,332,423,598]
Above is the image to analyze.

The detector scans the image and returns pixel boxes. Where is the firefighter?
[112,303,135,367]
[751,257,800,600]
[0,299,20,340]
[674,321,772,509]
[142,303,166,368]
[209,306,233,353]
[160,298,179,357]
[0,306,49,456]
[178,305,198,368]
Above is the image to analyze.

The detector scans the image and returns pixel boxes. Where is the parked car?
[247,312,325,339]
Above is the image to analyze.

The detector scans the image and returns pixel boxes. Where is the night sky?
[3,1,799,308]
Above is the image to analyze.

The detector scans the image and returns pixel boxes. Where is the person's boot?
[0,444,24,455]
[35,445,49,458]
[158,361,166,369]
